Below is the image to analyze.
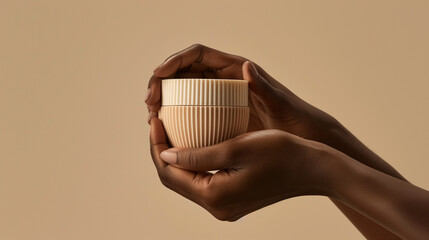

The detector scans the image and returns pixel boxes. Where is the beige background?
[1,0,428,239]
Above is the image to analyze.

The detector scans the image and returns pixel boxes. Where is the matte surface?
[161,79,248,106]
[159,106,249,148]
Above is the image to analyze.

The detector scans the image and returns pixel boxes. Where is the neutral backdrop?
[1,0,428,239]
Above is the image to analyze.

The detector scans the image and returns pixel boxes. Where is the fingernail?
[145,88,152,103]
[248,61,258,78]
[160,150,177,164]
[153,63,162,73]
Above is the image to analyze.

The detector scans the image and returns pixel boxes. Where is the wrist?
[308,113,407,182]
[306,110,367,160]
[308,109,347,145]
[320,146,363,201]
[303,141,351,198]
[294,101,346,145]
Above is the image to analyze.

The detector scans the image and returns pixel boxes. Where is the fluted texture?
[159,106,249,148]
[162,79,248,106]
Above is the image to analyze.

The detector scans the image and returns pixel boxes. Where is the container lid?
[161,79,248,106]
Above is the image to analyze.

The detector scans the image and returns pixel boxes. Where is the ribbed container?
[158,79,249,148]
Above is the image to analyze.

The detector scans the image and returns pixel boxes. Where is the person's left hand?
[150,117,331,221]
[145,44,331,137]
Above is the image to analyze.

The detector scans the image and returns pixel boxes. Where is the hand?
[147,44,407,239]
[150,117,328,221]
[147,44,411,239]
[151,116,429,239]
[146,44,336,140]
[146,44,405,180]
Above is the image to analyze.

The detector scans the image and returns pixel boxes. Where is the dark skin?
[146,44,429,239]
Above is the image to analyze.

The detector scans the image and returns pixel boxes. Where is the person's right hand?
[150,117,331,221]
[146,44,337,141]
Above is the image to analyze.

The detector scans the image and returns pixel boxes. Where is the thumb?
[160,144,235,172]
[242,61,279,105]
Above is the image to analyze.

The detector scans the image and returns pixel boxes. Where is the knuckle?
[159,176,169,188]
[266,128,284,135]
[157,169,170,187]
[148,104,160,113]
[226,215,240,222]
[147,75,156,88]
[239,56,249,62]
[263,129,289,146]
[150,145,155,158]
[191,43,205,50]
[203,193,219,208]
[182,150,198,170]
[217,143,240,165]
[211,209,232,222]
[223,145,238,162]
[202,185,226,209]
[201,186,215,206]
[205,148,230,169]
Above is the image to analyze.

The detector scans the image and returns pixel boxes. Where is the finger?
[175,72,206,78]
[159,141,237,172]
[176,63,211,78]
[147,110,158,125]
[150,118,229,209]
[253,63,289,91]
[154,44,244,79]
[150,117,169,169]
[186,62,211,72]
[149,118,208,200]
[145,75,162,106]
[243,61,282,106]
[147,101,161,113]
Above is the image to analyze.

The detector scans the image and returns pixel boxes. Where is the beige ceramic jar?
[158,78,249,148]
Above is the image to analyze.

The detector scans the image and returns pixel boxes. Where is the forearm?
[308,112,407,239]
[330,199,403,240]
[319,119,406,181]
[327,150,429,240]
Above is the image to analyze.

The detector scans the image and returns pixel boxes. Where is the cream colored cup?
[158,78,249,148]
